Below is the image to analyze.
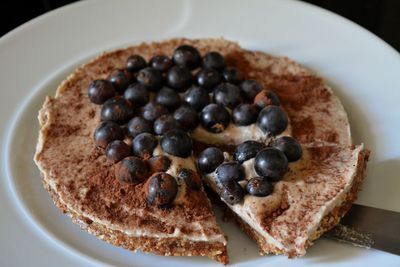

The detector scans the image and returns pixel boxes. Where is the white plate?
[1,0,399,266]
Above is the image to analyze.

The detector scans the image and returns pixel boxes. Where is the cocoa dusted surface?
[34,38,359,262]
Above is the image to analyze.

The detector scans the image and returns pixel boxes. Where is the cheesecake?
[34,38,369,264]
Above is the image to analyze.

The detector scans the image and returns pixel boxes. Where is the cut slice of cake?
[203,144,369,257]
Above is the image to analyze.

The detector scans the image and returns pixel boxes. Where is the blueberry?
[105,140,132,163]
[101,97,134,124]
[232,104,258,126]
[88,79,116,104]
[93,121,124,148]
[149,55,173,72]
[147,155,171,173]
[196,68,221,91]
[173,105,199,131]
[166,65,193,91]
[246,177,273,197]
[240,80,262,101]
[254,90,280,109]
[234,140,266,163]
[153,114,180,135]
[127,116,153,137]
[200,104,230,133]
[155,87,181,110]
[126,55,147,72]
[132,133,158,159]
[123,83,149,107]
[115,156,148,185]
[136,67,163,91]
[203,51,225,70]
[272,136,302,162]
[254,147,288,181]
[257,106,288,135]
[141,102,169,122]
[219,181,244,205]
[178,168,202,191]
[183,87,210,112]
[197,147,224,174]
[222,67,244,84]
[108,69,133,94]
[160,129,193,158]
[216,162,245,183]
[145,172,178,206]
[173,45,201,70]
[213,83,243,109]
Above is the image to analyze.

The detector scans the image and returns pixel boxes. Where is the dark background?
[1,0,399,52]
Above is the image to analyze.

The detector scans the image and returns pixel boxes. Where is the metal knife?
[324,204,400,255]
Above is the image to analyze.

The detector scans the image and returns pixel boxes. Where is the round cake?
[34,38,369,264]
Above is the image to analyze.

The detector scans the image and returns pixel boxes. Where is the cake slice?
[203,144,368,257]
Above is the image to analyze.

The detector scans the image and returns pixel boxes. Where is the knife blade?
[324,204,400,255]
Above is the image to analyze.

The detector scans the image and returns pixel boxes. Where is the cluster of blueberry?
[88,44,299,207]
[197,136,302,205]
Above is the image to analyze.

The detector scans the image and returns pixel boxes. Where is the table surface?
[1,0,400,52]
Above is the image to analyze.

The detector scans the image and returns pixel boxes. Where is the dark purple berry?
[153,114,180,135]
[150,55,173,72]
[234,141,265,163]
[126,55,147,72]
[196,68,221,90]
[178,168,202,191]
[93,121,124,148]
[88,79,116,104]
[141,102,168,122]
[166,65,192,91]
[257,106,288,135]
[136,67,163,91]
[222,67,244,84]
[203,51,225,70]
[213,83,243,109]
[147,155,171,173]
[216,162,245,183]
[183,87,210,112]
[272,136,302,162]
[197,147,224,174]
[254,90,280,109]
[200,104,230,133]
[115,156,148,185]
[254,147,288,181]
[101,97,134,124]
[232,104,258,126]
[155,87,181,110]
[160,129,193,158]
[145,172,178,206]
[173,105,199,131]
[240,80,263,101]
[107,69,132,94]
[246,177,273,196]
[124,83,149,107]
[127,117,153,137]
[105,140,132,163]
[219,181,244,205]
[132,133,158,159]
[173,45,201,70]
